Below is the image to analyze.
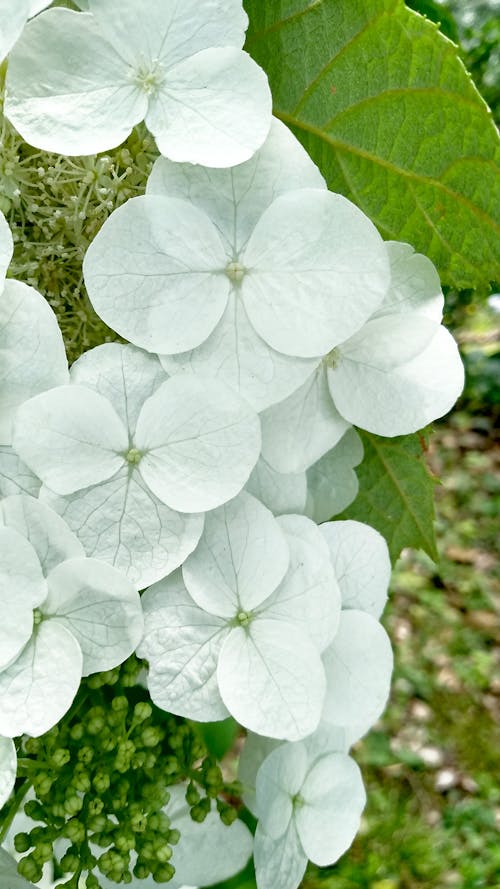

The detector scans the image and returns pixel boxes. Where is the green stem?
[0,777,33,843]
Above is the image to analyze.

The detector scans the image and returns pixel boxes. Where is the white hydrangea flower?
[260,242,465,471]
[0,494,143,738]
[0,212,68,446]
[0,0,51,62]
[138,492,341,740]
[5,0,272,165]
[13,344,261,587]
[253,737,366,889]
[0,736,16,809]
[83,135,390,393]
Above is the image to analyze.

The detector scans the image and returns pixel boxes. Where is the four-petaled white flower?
[260,243,465,473]
[138,492,341,740]
[5,0,272,166]
[0,211,68,447]
[12,343,261,588]
[0,494,143,738]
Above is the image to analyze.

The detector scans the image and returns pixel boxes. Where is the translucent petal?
[0,526,46,670]
[29,1,52,14]
[0,446,41,498]
[0,210,13,280]
[296,753,366,865]
[0,847,37,888]
[182,492,289,618]
[135,376,261,512]
[71,342,167,436]
[89,0,247,68]
[148,118,326,256]
[238,733,281,818]
[147,48,271,167]
[40,468,203,590]
[168,805,253,886]
[83,194,229,354]
[0,620,82,737]
[265,515,341,651]
[218,620,326,740]
[254,820,307,889]
[242,190,390,357]
[260,365,348,474]
[322,610,393,738]
[0,279,68,445]
[0,0,30,62]
[246,456,307,517]
[0,494,84,575]
[13,385,128,495]
[160,292,318,411]
[43,558,143,676]
[320,520,390,618]
[373,241,444,321]
[331,321,464,435]
[5,8,146,155]
[305,428,364,523]
[0,737,16,809]
[138,571,229,722]
[256,743,308,838]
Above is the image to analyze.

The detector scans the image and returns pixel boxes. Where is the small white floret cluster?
[0,2,464,888]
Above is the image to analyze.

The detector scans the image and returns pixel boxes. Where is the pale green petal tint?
[135,376,261,512]
[0,280,68,446]
[320,520,391,618]
[0,494,84,576]
[0,620,82,737]
[83,195,229,354]
[0,737,16,809]
[0,526,46,671]
[5,9,146,155]
[305,429,364,523]
[138,572,229,722]
[246,456,307,516]
[182,492,290,618]
[43,558,143,675]
[13,385,128,496]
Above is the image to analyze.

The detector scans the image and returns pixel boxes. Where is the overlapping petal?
[246,457,307,517]
[254,819,307,889]
[0,0,30,62]
[374,241,444,321]
[0,526,46,671]
[0,737,16,809]
[320,520,391,618]
[305,429,364,523]
[0,494,84,575]
[0,446,41,498]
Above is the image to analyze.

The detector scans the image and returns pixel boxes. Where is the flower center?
[131,58,165,97]
[324,347,341,370]
[124,447,143,465]
[292,793,305,810]
[33,608,43,626]
[225,261,246,284]
[235,610,253,627]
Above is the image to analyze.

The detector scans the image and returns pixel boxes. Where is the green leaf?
[244,0,500,289]
[338,430,438,564]
[196,717,239,759]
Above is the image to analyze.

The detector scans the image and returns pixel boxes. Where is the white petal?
[90,0,247,67]
[148,118,326,256]
[83,194,229,354]
[296,753,366,865]
[5,9,146,155]
[0,847,37,888]
[319,520,390,618]
[256,743,308,838]
[0,446,41,497]
[0,279,68,445]
[170,809,253,886]
[218,621,326,740]
[0,620,82,737]
[238,733,281,818]
[43,558,143,675]
[260,365,348,474]
[183,492,289,618]
[40,467,203,590]
[322,610,393,738]
[0,737,16,809]
[0,526,46,670]
[242,190,390,357]
[29,1,52,14]
[147,48,271,167]
[71,342,167,435]
[138,572,229,722]
[246,456,307,517]
[0,493,84,575]
[160,292,319,411]
[265,515,341,651]
[0,0,30,61]
[374,241,444,321]
[331,320,464,435]
[135,376,261,512]
[305,428,364,523]
[254,820,307,889]
[0,210,13,280]
[13,385,128,495]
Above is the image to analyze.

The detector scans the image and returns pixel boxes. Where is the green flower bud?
[185,782,200,806]
[24,799,46,820]
[18,855,43,883]
[190,798,210,823]
[64,819,86,844]
[88,813,107,833]
[64,794,83,816]
[167,829,180,846]
[88,798,105,817]
[32,841,53,863]
[93,770,111,793]
[60,851,80,872]
[141,726,162,747]
[86,876,100,889]
[115,830,136,853]
[14,832,32,853]
[133,702,152,723]
[133,862,151,879]
[130,810,148,833]
[70,722,84,741]
[24,737,41,755]
[51,747,71,767]
[152,862,175,882]
[219,804,238,826]
[155,843,172,864]
[78,745,94,764]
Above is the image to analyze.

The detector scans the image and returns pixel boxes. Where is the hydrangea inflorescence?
[0,2,465,888]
